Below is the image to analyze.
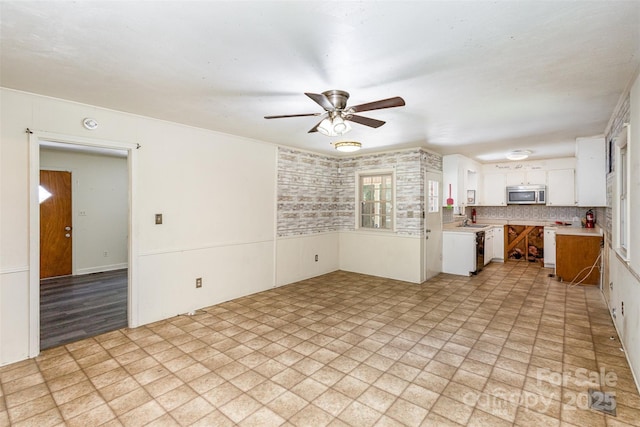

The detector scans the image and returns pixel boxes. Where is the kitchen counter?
[550,226,603,237]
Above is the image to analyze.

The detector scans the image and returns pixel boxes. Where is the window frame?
[356,169,396,232]
[614,124,630,261]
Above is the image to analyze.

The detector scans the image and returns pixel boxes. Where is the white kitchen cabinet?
[544,227,556,268]
[442,231,476,276]
[493,226,504,261]
[443,154,480,208]
[484,228,494,266]
[482,173,507,206]
[576,137,606,206]
[547,169,576,206]
[506,170,547,186]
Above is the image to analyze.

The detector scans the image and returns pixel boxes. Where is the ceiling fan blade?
[307,118,324,133]
[305,92,335,111]
[349,96,405,113]
[346,114,386,128]
[264,113,321,119]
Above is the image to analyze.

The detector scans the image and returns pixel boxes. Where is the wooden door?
[40,170,72,278]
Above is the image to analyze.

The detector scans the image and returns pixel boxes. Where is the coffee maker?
[586,209,595,228]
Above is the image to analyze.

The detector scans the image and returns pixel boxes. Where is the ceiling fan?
[264,90,405,136]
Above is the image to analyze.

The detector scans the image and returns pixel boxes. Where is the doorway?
[424,171,443,281]
[29,131,138,357]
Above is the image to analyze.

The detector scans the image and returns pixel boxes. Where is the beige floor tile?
[3,267,640,426]
[338,401,382,427]
[431,395,475,425]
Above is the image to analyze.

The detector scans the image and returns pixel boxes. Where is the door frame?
[28,130,139,357]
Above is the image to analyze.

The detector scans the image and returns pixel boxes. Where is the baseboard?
[75,263,128,275]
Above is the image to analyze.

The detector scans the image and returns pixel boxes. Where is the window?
[619,145,628,256]
[428,180,439,213]
[614,124,630,259]
[360,173,393,229]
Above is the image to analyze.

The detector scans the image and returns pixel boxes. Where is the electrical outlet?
[103,251,108,257]
[196,277,202,288]
[315,254,318,262]
[155,214,163,225]
[621,301,624,316]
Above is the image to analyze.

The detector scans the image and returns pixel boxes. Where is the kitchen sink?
[457,224,489,228]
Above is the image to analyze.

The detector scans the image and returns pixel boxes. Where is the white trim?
[75,263,128,276]
[138,239,275,257]
[29,130,139,357]
[613,125,630,262]
[0,266,30,275]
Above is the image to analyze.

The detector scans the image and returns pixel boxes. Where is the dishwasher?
[475,230,485,273]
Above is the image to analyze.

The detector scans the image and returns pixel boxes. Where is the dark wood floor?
[40,269,128,350]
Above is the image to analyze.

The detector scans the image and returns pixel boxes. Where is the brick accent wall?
[277,147,442,237]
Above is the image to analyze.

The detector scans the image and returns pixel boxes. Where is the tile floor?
[1,262,640,426]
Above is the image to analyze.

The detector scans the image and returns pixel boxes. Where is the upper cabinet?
[482,173,507,206]
[576,137,606,206]
[442,154,481,208]
[547,169,576,206]
[505,169,547,186]
[479,158,576,206]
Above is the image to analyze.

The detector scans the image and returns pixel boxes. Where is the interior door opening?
[424,172,443,282]
[39,141,130,350]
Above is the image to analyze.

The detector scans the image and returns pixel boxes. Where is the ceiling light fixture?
[317,115,352,137]
[334,141,361,152]
[506,150,531,161]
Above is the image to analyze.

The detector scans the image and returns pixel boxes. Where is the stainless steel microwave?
[506,185,546,205]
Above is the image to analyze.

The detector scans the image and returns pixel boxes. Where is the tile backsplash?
[473,205,606,224]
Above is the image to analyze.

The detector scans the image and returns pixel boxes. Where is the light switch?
[155,214,163,225]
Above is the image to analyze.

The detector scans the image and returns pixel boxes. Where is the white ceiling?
[1,1,639,162]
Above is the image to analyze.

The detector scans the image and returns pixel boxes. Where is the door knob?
[426,229,431,233]
[65,226,71,231]
[65,233,71,238]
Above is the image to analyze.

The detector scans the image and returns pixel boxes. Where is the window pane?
[359,173,393,230]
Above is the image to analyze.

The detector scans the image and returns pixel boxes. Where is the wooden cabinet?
[482,173,506,206]
[556,234,602,285]
[547,169,576,206]
[576,137,606,206]
[505,225,544,264]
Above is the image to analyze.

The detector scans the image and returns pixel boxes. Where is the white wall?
[609,250,640,389]
[40,148,128,274]
[0,88,277,365]
[339,231,422,283]
[276,233,339,286]
[606,72,640,389]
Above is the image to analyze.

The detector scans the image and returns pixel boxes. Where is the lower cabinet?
[443,232,476,276]
[493,226,504,261]
[544,227,556,268]
[484,228,494,266]
[556,234,602,285]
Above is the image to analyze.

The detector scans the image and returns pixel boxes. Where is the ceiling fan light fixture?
[334,141,361,152]
[317,118,333,136]
[332,116,350,135]
[506,150,531,161]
